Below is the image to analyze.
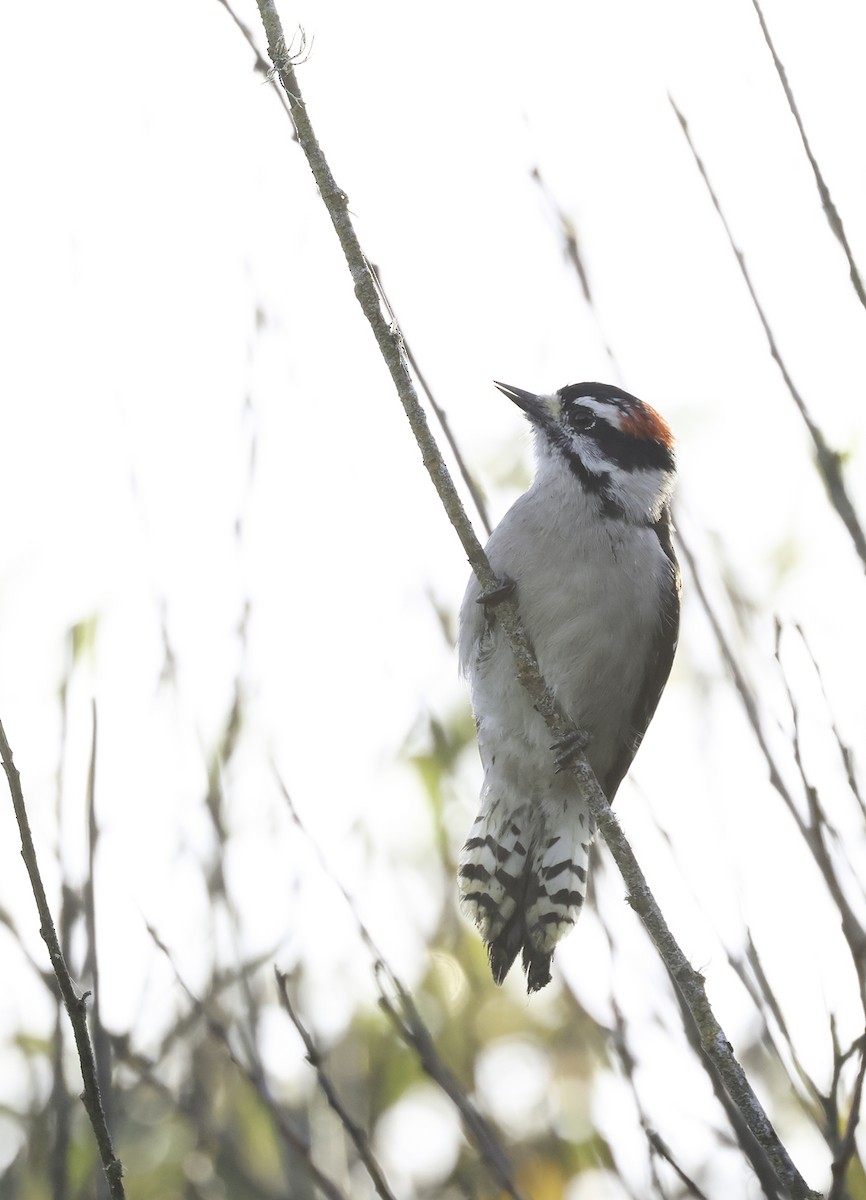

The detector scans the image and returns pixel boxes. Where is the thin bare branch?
[251,8,817,1195]
[608,997,711,1199]
[671,95,866,573]
[680,531,866,1023]
[372,264,493,537]
[82,701,113,1200]
[145,923,349,1200]
[49,914,73,1200]
[647,1130,712,1200]
[827,1038,866,1200]
[794,622,865,820]
[740,932,824,1117]
[213,0,296,126]
[274,771,528,1200]
[530,165,592,304]
[749,0,866,312]
[375,970,527,1200]
[773,622,866,1009]
[0,719,125,1199]
[274,969,400,1200]
[108,1037,288,1200]
[665,965,789,1200]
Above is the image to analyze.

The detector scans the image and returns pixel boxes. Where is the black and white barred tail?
[458,796,594,991]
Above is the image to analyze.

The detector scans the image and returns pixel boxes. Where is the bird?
[458,380,680,992]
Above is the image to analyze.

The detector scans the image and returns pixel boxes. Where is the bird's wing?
[601,508,681,800]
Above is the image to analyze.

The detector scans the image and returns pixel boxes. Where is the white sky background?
[2,0,866,1192]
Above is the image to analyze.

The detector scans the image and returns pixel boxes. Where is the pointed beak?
[493,381,548,425]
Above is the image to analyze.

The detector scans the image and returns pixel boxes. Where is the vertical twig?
[0,720,125,1199]
[82,702,113,1200]
[827,1039,866,1200]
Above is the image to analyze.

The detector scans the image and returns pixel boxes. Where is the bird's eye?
[569,411,596,431]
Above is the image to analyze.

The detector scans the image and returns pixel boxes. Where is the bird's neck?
[534,443,674,527]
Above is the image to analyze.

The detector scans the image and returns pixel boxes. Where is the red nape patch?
[620,401,674,446]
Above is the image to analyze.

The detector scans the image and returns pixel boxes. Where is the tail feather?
[459,797,593,991]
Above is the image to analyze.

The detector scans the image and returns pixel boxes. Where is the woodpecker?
[458,381,680,992]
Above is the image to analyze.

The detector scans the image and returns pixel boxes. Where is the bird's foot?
[476,575,516,608]
[552,727,590,773]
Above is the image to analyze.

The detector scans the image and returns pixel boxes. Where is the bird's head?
[495,380,676,525]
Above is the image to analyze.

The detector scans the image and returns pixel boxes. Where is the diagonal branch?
[0,720,125,1200]
[370,263,493,536]
[274,968,400,1200]
[679,531,866,1020]
[374,969,528,1200]
[749,0,866,313]
[670,95,866,574]
[274,771,527,1200]
[146,923,349,1200]
[251,7,818,1197]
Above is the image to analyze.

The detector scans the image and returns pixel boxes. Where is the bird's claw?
[552,727,590,772]
[476,575,516,608]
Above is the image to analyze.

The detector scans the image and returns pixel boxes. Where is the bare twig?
[371,263,493,537]
[402,327,494,538]
[666,966,789,1200]
[213,0,295,126]
[738,932,824,1118]
[827,1037,866,1200]
[531,164,593,304]
[49,899,73,1200]
[0,720,125,1199]
[646,1130,712,1200]
[608,997,711,1199]
[274,771,528,1200]
[530,163,620,377]
[794,622,865,820]
[671,95,866,573]
[108,1037,289,1200]
[375,969,527,1200]
[274,969,399,1200]
[251,8,817,1195]
[749,0,866,312]
[679,531,866,1024]
[82,702,113,1200]
[145,923,349,1200]
[773,622,866,1010]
